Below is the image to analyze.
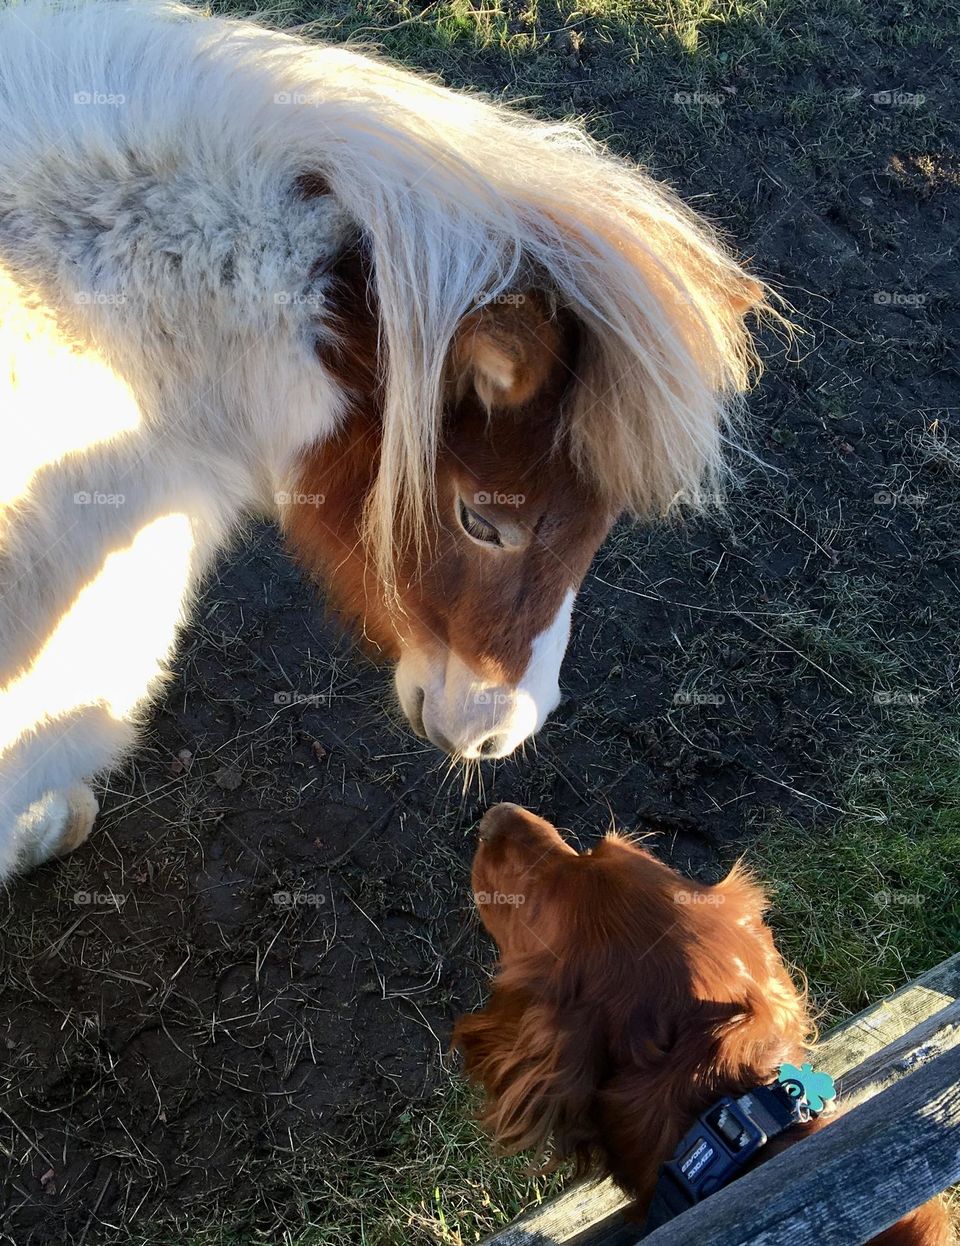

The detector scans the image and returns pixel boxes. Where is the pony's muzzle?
[394,649,560,760]
[394,591,574,759]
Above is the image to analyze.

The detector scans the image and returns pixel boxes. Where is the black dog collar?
[643,1063,837,1235]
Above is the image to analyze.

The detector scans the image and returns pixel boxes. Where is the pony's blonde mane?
[8,1,770,585]
[270,43,769,581]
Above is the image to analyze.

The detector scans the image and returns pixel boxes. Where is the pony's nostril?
[477,733,505,759]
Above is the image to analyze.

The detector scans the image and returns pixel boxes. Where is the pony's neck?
[0,7,361,482]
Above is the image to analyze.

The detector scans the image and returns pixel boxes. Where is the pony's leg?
[0,711,131,880]
[15,783,100,870]
[1,508,205,881]
[0,710,138,881]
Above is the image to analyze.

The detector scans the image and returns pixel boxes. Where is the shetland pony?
[454,804,952,1245]
[0,1,765,878]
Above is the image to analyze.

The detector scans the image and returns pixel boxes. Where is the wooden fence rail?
[485,953,960,1246]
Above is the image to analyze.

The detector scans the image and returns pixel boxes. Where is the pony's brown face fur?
[284,242,614,759]
[453,803,811,1207]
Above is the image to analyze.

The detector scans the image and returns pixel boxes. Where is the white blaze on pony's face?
[285,246,614,758]
[394,590,576,759]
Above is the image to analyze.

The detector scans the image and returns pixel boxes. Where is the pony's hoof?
[19,784,99,869]
[56,784,99,858]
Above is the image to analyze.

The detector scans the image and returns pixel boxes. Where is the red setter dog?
[454,803,952,1245]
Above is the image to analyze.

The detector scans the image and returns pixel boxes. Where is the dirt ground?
[2,0,959,1242]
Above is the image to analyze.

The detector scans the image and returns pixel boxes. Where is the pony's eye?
[458,499,503,547]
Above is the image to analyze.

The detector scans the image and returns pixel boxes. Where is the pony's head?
[275,48,771,757]
[284,241,613,758]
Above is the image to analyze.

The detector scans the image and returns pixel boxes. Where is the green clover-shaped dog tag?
[777,1062,837,1113]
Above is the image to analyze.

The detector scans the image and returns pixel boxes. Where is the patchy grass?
[752,718,960,1025]
[151,1082,562,1246]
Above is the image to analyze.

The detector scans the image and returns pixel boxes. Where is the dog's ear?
[453,974,605,1167]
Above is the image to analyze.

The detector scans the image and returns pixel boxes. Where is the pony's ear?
[450,293,574,411]
[453,979,604,1166]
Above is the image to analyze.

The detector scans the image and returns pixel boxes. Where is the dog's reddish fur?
[454,804,952,1245]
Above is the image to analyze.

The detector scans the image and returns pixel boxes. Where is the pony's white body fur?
[0,1,762,878]
[0,1,356,875]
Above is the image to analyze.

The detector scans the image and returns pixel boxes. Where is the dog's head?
[453,803,810,1199]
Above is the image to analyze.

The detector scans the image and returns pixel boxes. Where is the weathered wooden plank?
[481,954,960,1246]
[838,997,960,1103]
[816,952,960,1075]
[478,1181,638,1246]
[641,1046,960,1246]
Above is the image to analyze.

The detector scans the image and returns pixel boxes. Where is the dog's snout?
[478,802,525,841]
[477,805,579,861]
